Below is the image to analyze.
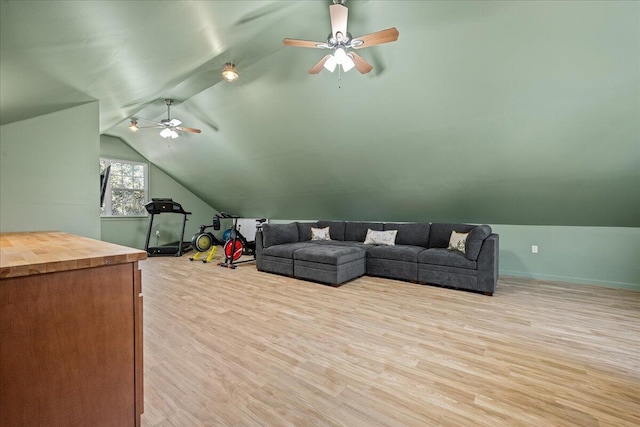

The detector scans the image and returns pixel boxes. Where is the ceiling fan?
[128,99,202,139]
[283,0,399,75]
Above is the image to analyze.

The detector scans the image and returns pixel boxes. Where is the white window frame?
[100,158,149,218]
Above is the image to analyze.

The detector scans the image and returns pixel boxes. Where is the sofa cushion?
[262,223,299,248]
[367,245,425,263]
[310,240,369,249]
[464,225,492,261]
[294,245,365,265]
[384,223,430,247]
[345,221,383,242]
[311,227,331,241]
[364,229,397,246]
[296,222,318,242]
[418,248,477,270]
[317,221,346,241]
[263,242,315,258]
[428,223,474,248]
[448,231,469,254]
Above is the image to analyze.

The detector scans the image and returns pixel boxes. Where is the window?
[100,158,148,217]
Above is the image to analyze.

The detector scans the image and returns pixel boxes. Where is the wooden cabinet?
[0,232,146,427]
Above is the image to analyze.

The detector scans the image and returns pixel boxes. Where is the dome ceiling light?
[221,62,239,83]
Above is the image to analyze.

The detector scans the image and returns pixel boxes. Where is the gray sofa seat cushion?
[367,245,425,263]
[296,222,318,242]
[418,248,477,270]
[383,223,430,247]
[262,223,299,248]
[310,240,370,249]
[345,221,383,242]
[294,245,365,265]
[263,242,315,258]
[317,221,346,241]
[428,223,492,261]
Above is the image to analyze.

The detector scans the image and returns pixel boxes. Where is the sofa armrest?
[255,230,264,269]
[477,233,499,294]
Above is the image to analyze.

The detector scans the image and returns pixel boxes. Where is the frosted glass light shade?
[160,128,179,139]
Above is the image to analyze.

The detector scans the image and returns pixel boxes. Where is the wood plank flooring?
[139,254,640,426]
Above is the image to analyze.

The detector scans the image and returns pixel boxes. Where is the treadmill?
[144,198,192,257]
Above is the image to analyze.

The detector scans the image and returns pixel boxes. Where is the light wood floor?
[139,254,640,427]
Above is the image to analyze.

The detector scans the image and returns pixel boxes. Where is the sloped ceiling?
[2,1,638,226]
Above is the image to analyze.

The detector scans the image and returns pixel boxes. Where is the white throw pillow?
[364,229,397,246]
[311,227,331,241]
[448,231,469,254]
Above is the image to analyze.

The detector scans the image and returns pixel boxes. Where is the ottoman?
[293,245,366,285]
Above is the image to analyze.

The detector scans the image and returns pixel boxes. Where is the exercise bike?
[189,216,225,263]
[217,213,267,269]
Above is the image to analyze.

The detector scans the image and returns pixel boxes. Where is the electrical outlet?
[532,245,538,254]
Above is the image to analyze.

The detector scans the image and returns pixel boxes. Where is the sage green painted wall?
[100,134,218,249]
[0,102,100,239]
[107,0,640,228]
[493,225,640,290]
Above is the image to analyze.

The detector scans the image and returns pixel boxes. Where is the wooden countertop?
[0,231,147,279]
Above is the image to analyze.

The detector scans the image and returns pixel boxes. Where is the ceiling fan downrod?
[164,99,173,121]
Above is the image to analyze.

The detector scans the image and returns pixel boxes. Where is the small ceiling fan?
[128,99,202,139]
[283,0,399,75]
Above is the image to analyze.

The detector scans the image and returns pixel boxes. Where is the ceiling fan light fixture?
[323,48,355,73]
[160,128,179,139]
[128,119,139,132]
[221,62,239,83]
[323,55,338,72]
[342,54,356,72]
[334,48,347,64]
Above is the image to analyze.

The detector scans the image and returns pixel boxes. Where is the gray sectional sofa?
[255,221,499,295]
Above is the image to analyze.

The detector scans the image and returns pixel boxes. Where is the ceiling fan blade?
[176,126,202,134]
[349,52,374,74]
[138,125,163,129]
[283,38,328,48]
[309,55,332,74]
[352,27,399,49]
[168,119,182,127]
[329,4,348,41]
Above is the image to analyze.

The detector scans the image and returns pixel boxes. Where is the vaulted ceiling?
[2,1,638,226]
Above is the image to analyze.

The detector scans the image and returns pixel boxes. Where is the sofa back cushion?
[428,223,492,261]
[428,223,473,249]
[465,225,492,261]
[345,222,383,242]
[296,222,318,242]
[383,223,430,247]
[261,223,299,248]
[317,221,346,241]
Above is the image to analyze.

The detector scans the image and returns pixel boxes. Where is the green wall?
[494,225,639,290]
[100,134,219,249]
[0,102,100,239]
[108,0,639,229]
